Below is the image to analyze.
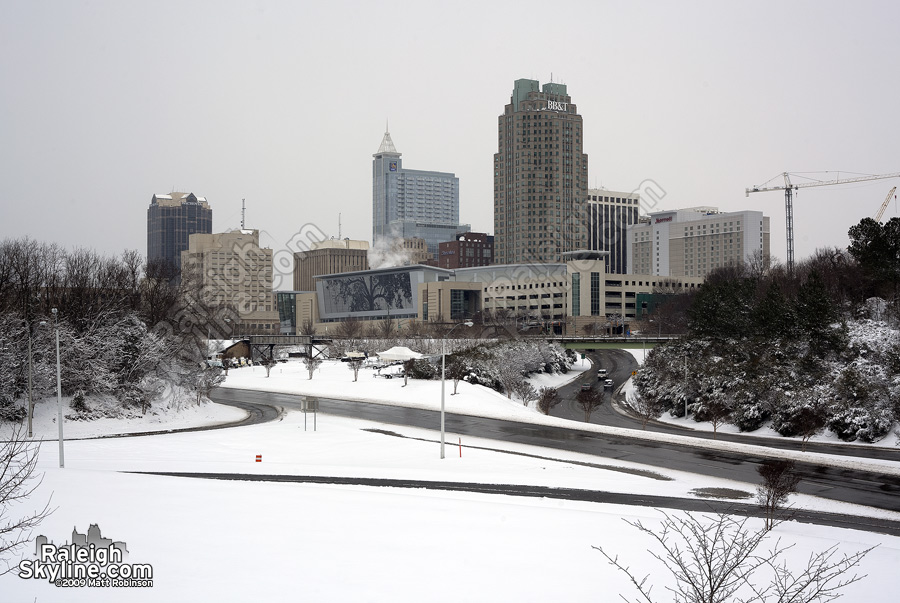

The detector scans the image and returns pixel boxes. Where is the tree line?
[0,238,231,420]
[632,218,900,442]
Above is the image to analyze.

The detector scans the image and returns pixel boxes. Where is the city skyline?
[3,1,900,278]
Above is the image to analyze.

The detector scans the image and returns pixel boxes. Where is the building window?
[571,273,580,316]
[590,272,600,316]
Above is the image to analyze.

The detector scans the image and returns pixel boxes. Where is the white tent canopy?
[376,346,423,361]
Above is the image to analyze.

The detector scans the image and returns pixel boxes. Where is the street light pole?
[52,308,64,468]
[441,320,473,459]
[27,322,33,438]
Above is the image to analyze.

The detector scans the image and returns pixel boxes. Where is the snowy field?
[2,355,899,601]
[218,358,900,475]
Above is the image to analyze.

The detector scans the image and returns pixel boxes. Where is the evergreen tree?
[752,281,796,340]
[795,271,841,355]
[847,216,900,298]
[688,277,756,339]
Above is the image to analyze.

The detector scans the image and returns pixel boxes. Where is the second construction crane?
[746,171,900,270]
[874,187,897,223]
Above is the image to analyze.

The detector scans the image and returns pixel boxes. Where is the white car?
[603,379,614,388]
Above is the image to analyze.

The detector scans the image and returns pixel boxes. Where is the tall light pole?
[52,308,64,468]
[440,320,473,459]
[26,321,34,438]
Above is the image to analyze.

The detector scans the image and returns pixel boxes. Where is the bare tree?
[747,248,781,281]
[446,358,467,394]
[794,404,828,452]
[404,319,427,338]
[628,390,666,429]
[575,387,603,422]
[514,380,538,407]
[652,277,682,295]
[498,362,521,399]
[1,423,53,575]
[402,358,416,387]
[378,315,395,339]
[346,357,365,382]
[302,355,323,380]
[298,317,316,337]
[757,460,801,531]
[261,358,275,378]
[594,510,873,603]
[700,397,733,439]
[336,317,362,339]
[195,366,225,403]
[537,386,561,415]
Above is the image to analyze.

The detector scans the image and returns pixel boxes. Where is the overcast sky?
[3,0,899,278]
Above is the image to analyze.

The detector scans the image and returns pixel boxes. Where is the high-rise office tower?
[372,129,469,258]
[494,79,589,264]
[181,229,279,333]
[585,189,641,274]
[147,192,212,271]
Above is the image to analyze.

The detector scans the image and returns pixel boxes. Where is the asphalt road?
[209,388,900,517]
[551,349,636,425]
[562,349,900,464]
[132,470,900,537]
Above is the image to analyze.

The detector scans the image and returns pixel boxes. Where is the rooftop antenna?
[241,198,246,230]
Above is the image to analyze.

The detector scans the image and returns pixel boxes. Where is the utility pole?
[27,321,33,438]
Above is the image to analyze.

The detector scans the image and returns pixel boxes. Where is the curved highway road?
[557,349,900,464]
[210,388,900,516]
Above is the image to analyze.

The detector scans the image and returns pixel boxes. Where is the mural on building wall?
[322,271,414,314]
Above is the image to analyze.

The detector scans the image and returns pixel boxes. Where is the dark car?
[581,382,593,391]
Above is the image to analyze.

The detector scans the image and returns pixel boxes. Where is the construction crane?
[746,171,900,270]
[874,186,897,223]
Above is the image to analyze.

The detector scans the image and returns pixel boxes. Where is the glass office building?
[147,192,212,271]
[372,129,467,258]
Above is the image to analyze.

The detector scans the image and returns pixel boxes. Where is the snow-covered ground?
[219,359,900,475]
[2,355,899,601]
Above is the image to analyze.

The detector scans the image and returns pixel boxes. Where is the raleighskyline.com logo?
[18,524,153,588]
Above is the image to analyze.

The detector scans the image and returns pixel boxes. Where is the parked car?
[603,379,614,388]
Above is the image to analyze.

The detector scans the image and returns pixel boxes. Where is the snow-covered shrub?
[731,401,770,432]
[405,358,437,380]
[443,340,572,395]
[770,395,827,438]
[69,389,88,414]
[0,397,25,422]
[827,404,893,443]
